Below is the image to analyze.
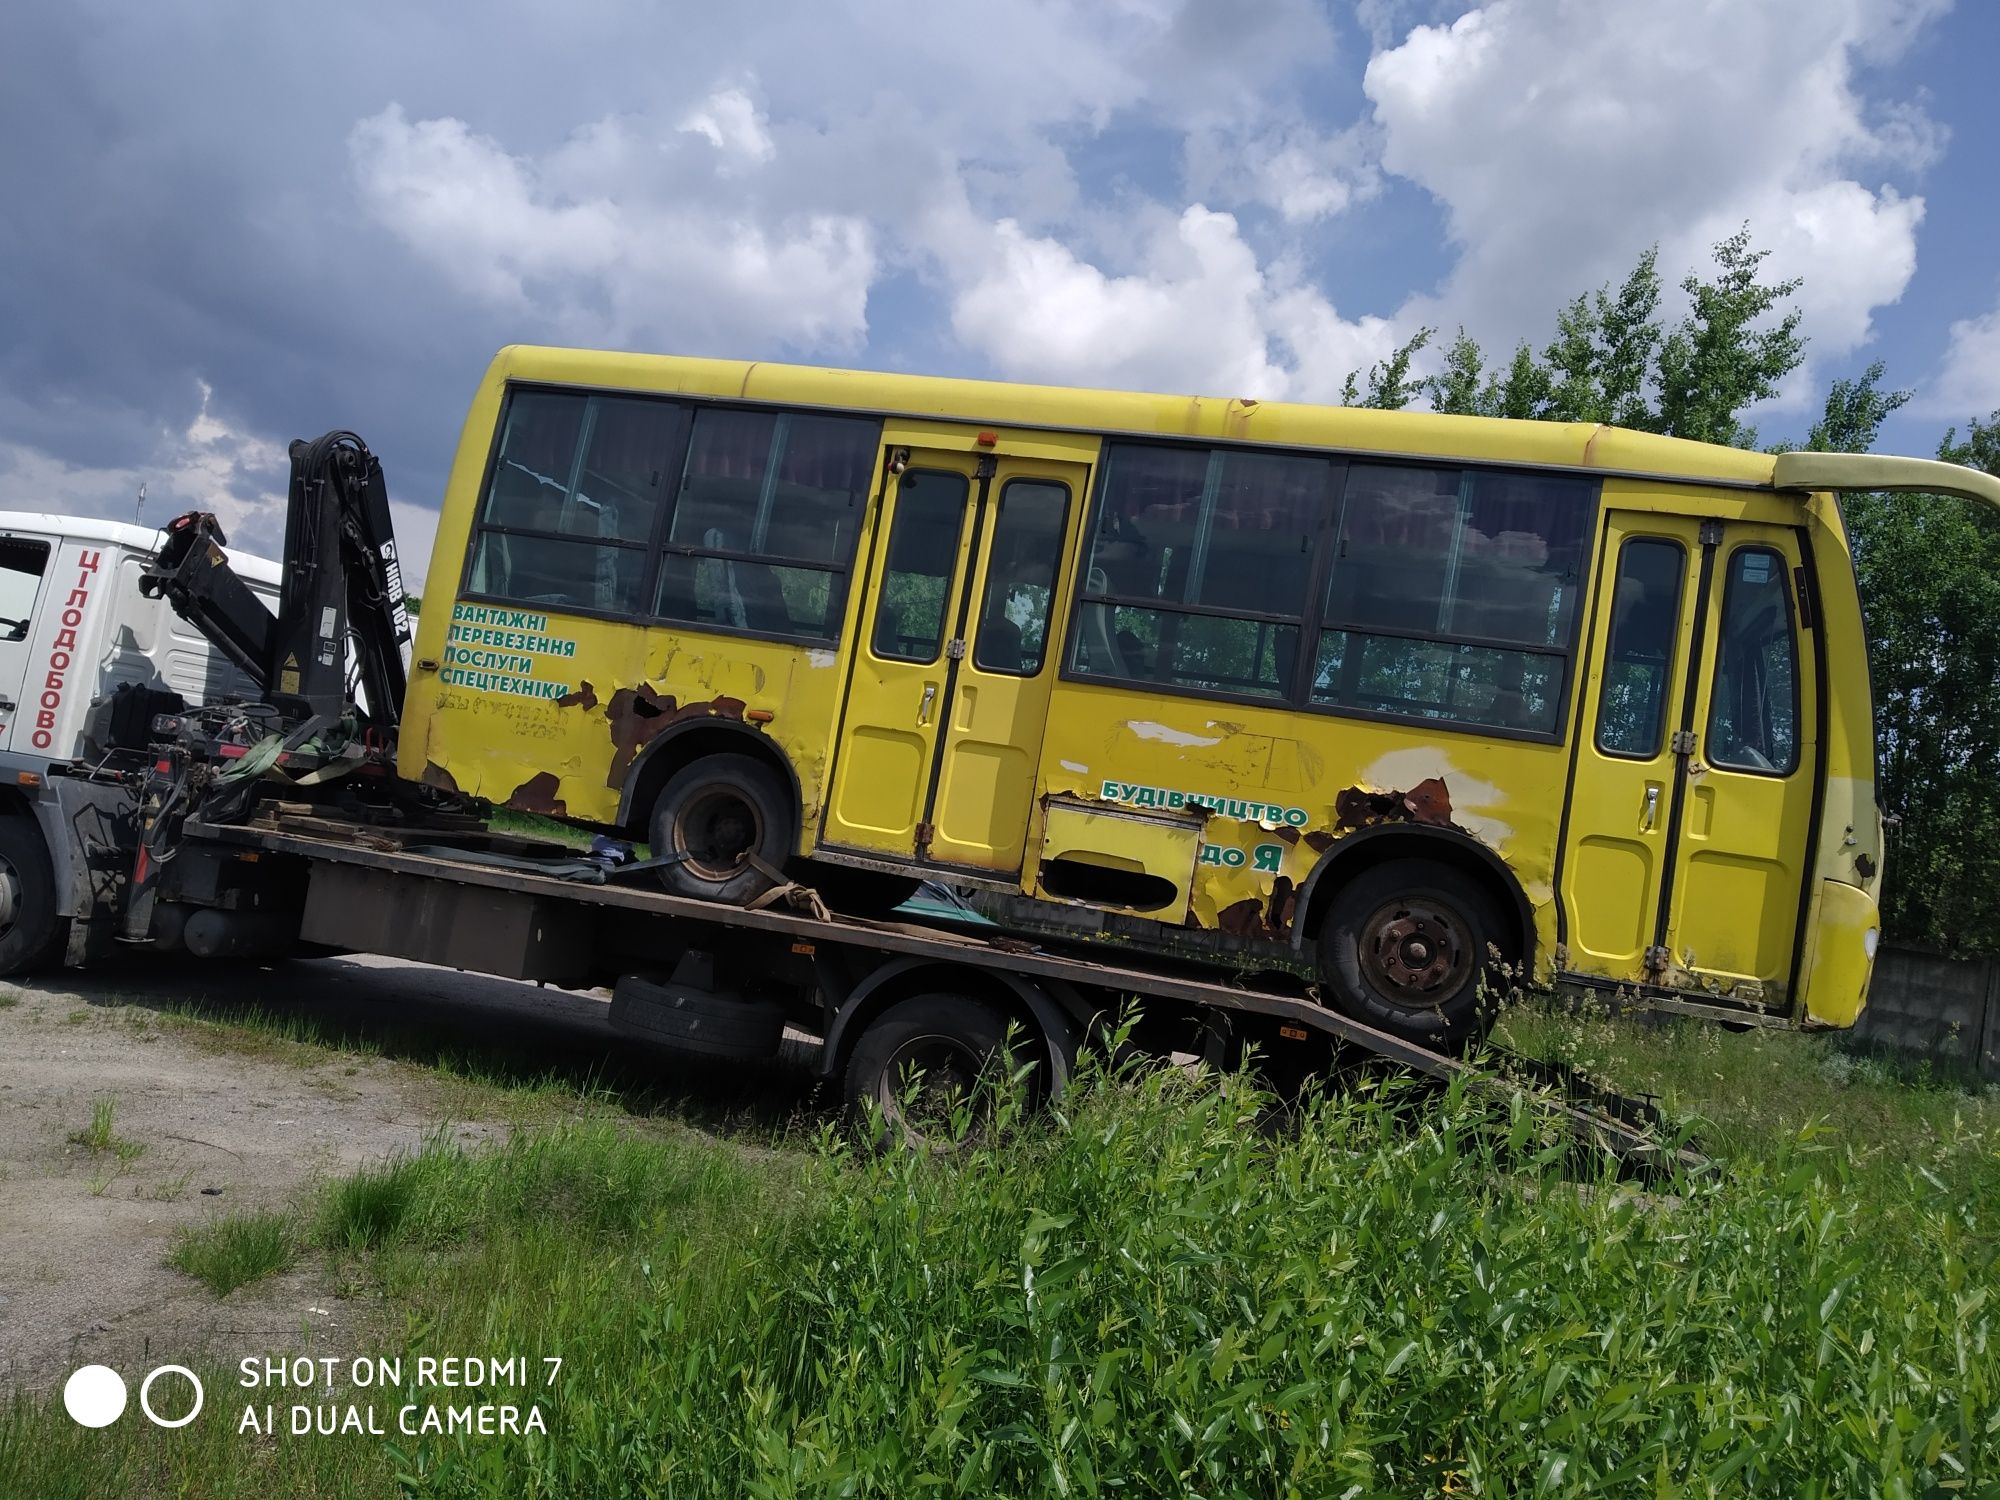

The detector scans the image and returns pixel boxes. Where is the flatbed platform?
[191,809,1702,1172]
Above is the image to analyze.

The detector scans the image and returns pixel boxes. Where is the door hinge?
[974,454,997,480]
[1669,729,1697,755]
[945,637,967,660]
[914,820,935,855]
[1643,944,1671,973]
[1698,519,1724,546]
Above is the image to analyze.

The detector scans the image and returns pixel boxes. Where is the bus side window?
[1596,537,1686,758]
[655,407,878,641]
[469,390,677,615]
[1070,444,1323,698]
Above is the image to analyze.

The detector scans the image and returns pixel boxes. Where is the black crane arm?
[141,431,412,736]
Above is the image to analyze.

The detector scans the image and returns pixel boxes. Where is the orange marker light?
[745,708,775,724]
[975,430,998,447]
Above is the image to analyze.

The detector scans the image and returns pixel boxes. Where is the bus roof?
[489,346,2000,509]
[491,344,1784,491]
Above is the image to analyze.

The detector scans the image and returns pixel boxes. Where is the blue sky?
[3,0,1995,585]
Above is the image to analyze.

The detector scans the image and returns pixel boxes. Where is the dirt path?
[0,953,776,1393]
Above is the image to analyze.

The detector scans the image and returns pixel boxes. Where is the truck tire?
[0,816,68,977]
[647,754,794,905]
[608,973,786,1060]
[843,992,1018,1147]
[1315,859,1506,1054]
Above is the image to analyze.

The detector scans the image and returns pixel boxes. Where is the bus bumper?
[1799,879,1882,1029]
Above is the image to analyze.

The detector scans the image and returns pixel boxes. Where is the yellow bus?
[401,345,2000,1050]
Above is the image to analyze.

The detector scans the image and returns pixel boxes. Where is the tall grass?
[8,1046,1996,1496]
[168,1211,296,1296]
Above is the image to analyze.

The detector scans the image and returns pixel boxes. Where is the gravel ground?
[0,952,814,1394]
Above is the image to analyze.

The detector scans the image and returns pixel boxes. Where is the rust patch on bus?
[1217,898,1265,939]
[506,771,566,817]
[1269,875,1296,936]
[604,686,748,786]
[419,761,459,794]
[1217,875,1299,942]
[556,680,598,710]
[1333,776,1454,831]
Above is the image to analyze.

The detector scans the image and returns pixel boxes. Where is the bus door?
[1562,513,1816,1009]
[0,532,54,753]
[821,442,1088,874]
[1661,522,1817,1008]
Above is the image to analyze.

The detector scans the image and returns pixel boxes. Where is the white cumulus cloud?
[1363,0,1946,404]
[1925,299,2000,421]
[349,99,875,356]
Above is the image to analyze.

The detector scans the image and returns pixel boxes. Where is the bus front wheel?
[648,754,794,905]
[1315,859,1504,1054]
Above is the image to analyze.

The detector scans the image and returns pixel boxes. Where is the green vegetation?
[6,1019,1995,1497]
[67,1097,144,1163]
[169,1211,297,1296]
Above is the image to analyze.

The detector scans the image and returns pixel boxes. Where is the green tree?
[1840,416,2000,954]
[1654,226,1804,447]
[1787,360,1911,454]
[1537,248,1664,426]
[1484,341,1555,420]
[1938,408,2000,473]
[1343,326,1435,410]
[1427,327,1488,416]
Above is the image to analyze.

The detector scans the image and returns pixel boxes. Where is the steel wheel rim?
[1356,894,1473,1011]
[0,852,19,936]
[877,1031,988,1129]
[672,784,764,882]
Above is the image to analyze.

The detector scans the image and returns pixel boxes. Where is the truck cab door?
[0,533,54,753]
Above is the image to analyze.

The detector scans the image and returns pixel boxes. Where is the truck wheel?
[609,973,786,1060]
[1315,859,1506,1054]
[0,816,68,977]
[647,754,794,905]
[843,993,1019,1147]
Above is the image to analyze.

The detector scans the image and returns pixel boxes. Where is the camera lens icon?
[63,1365,126,1428]
[64,1363,204,1428]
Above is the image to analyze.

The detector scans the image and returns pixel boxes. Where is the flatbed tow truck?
[0,434,1690,1168]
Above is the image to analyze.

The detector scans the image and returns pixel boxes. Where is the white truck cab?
[0,512,278,761]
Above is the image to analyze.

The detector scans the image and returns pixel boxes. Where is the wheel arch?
[615,722,805,843]
[819,954,1093,1099]
[1290,824,1535,976]
[0,779,83,917]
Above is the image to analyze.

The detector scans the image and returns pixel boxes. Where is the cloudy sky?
[4,0,1996,586]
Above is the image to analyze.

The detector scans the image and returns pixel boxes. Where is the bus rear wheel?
[1315,859,1504,1054]
[648,754,794,905]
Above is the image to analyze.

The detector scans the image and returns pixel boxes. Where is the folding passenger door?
[1659,524,1817,1008]
[1562,512,1817,1010]
[1560,512,1704,981]
[820,432,1092,876]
